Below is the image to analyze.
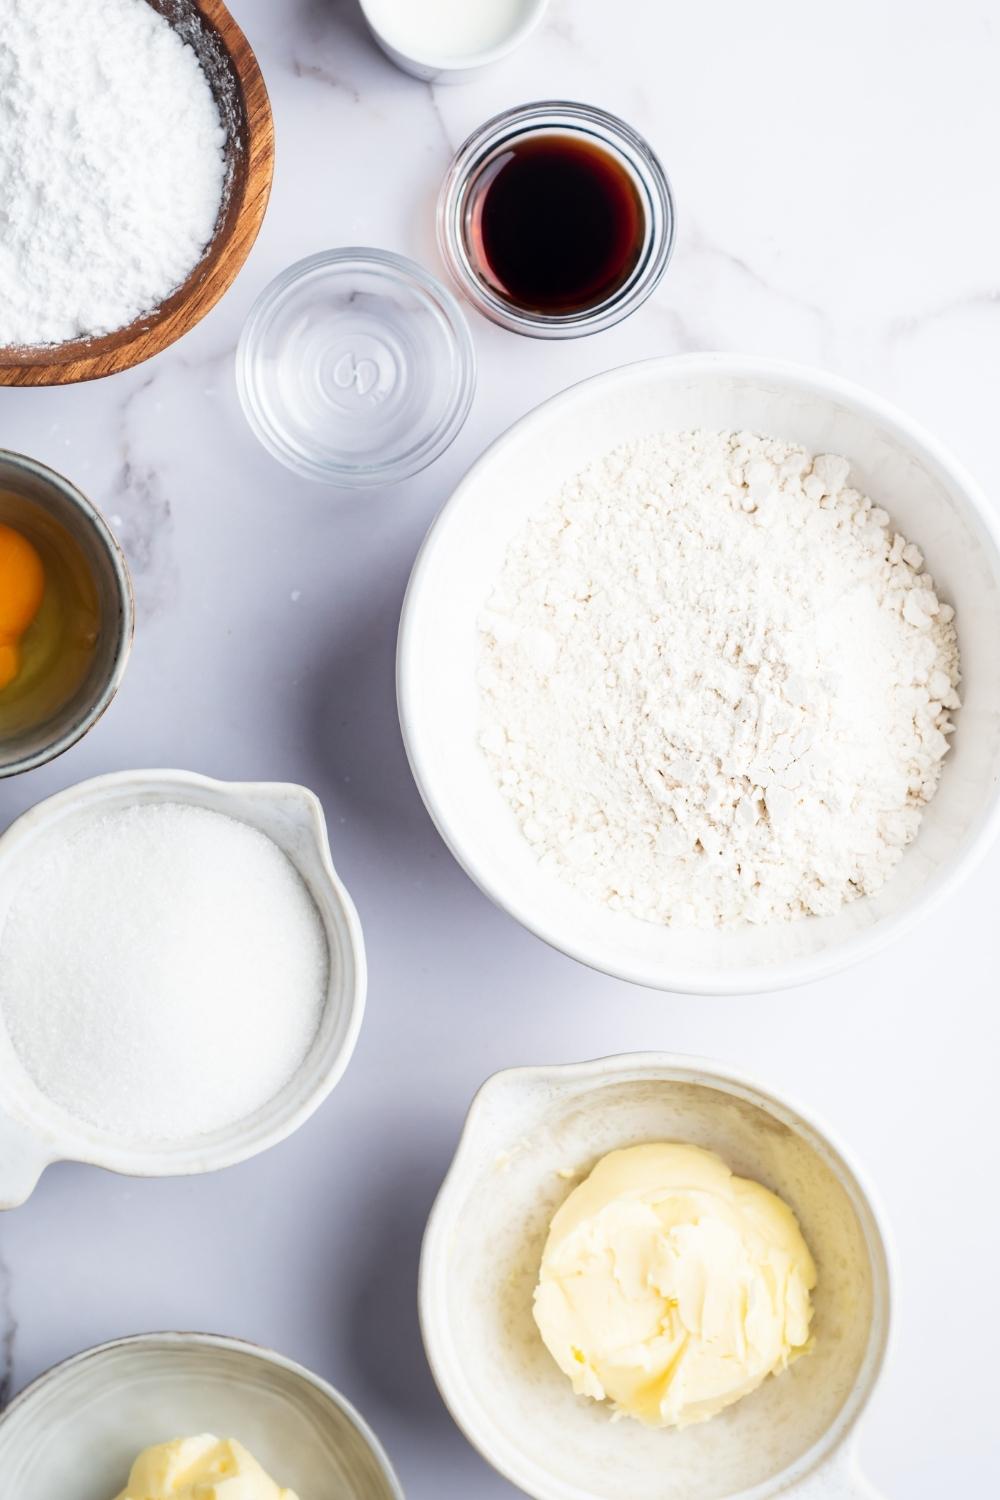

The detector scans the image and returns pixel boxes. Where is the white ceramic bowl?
[398,354,1000,994]
[420,1053,892,1500]
[0,770,366,1208]
[0,1332,403,1500]
[359,0,549,82]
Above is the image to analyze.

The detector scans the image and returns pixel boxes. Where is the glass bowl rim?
[236,246,478,487]
[437,100,676,340]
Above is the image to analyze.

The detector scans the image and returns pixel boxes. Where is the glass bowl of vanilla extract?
[437,101,675,338]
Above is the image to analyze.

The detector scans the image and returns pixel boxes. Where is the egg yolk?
[0,523,45,690]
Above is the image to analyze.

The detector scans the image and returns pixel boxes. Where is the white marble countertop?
[1,1,999,1495]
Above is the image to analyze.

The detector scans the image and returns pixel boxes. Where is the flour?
[0,0,227,348]
[478,430,960,926]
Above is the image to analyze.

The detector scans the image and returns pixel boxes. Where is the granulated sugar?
[478,430,961,927]
[0,0,227,347]
[0,803,328,1141]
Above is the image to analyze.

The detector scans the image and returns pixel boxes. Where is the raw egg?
[0,522,45,690]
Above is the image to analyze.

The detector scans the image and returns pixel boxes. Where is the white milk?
[364,0,537,60]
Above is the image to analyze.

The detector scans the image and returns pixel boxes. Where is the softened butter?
[115,1434,299,1500]
[533,1142,816,1428]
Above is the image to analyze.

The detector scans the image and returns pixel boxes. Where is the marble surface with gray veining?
[1,2,998,1496]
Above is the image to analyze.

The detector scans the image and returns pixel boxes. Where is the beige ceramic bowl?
[0,1333,403,1499]
[420,1053,892,1500]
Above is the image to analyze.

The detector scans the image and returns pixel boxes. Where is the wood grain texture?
[0,0,275,388]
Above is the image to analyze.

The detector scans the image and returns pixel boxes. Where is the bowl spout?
[0,1110,51,1210]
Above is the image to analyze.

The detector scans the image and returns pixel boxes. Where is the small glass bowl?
[437,101,676,339]
[237,249,476,487]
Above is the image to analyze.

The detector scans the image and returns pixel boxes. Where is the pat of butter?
[533,1143,816,1429]
[115,1435,299,1500]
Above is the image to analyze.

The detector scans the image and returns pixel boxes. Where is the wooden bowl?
[0,0,274,388]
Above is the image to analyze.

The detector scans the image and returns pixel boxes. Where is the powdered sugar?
[0,0,227,348]
[478,430,960,927]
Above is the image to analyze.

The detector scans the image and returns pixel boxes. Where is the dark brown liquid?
[466,134,646,315]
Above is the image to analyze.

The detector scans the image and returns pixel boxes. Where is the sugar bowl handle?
[0,1110,50,1209]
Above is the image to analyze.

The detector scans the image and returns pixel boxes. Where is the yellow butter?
[115,1434,299,1500]
[533,1142,816,1429]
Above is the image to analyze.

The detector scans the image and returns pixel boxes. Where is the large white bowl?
[420,1053,892,1500]
[398,355,1000,994]
[0,770,366,1207]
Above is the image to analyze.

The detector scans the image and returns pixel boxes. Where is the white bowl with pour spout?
[0,769,366,1208]
[420,1052,893,1500]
